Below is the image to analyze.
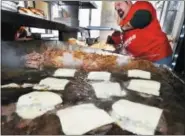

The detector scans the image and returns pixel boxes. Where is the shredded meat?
[121,59,158,73]
[23,48,119,71]
[23,47,159,72]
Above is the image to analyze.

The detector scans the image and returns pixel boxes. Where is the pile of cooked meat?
[23,48,131,71]
[1,65,185,135]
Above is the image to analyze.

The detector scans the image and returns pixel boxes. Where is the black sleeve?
[130,10,152,29]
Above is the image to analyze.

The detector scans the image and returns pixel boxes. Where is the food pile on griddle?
[67,38,115,51]
[68,38,87,47]
[1,63,185,135]
[90,42,115,51]
[23,48,131,71]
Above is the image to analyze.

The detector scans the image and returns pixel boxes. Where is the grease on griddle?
[1,65,185,135]
[1,113,27,135]
[1,88,33,105]
[106,124,134,135]
[29,114,62,135]
[63,79,97,104]
[86,124,113,135]
[1,113,63,135]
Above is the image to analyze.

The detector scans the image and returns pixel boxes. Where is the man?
[107,0,173,66]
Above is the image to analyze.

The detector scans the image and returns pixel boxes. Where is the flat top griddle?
[1,67,185,135]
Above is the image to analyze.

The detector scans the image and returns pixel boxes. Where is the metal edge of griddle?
[156,64,185,85]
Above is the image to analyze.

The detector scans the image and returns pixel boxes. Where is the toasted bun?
[68,38,77,45]
[28,7,45,16]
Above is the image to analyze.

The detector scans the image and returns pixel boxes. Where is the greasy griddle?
[1,67,55,104]
[1,67,185,135]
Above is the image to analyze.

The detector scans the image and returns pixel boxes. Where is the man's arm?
[121,9,152,31]
[130,9,152,29]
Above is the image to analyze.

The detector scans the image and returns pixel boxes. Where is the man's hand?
[106,35,115,45]
[121,22,134,31]
[106,31,122,45]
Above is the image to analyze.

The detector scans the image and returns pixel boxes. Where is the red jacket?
[112,1,172,62]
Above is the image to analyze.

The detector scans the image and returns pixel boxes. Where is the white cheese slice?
[128,69,151,79]
[38,77,69,90]
[56,103,114,135]
[87,72,111,81]
[91,82,126,99]
[1,83,20,88]
[127,79,161,96]
[111,99,163,135]
[53,68,76,77]
[33,84,49,90]
[16,91,62,119]
[22,83,34,88]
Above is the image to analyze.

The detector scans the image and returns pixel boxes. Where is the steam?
[62,52,83,68]
[1,42,24,68]
[116,56,130,66]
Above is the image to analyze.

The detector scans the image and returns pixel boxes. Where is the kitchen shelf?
[1,10,85,32]
[61,1,97,9]
[45,1,97,9]
[1,9,88,41]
